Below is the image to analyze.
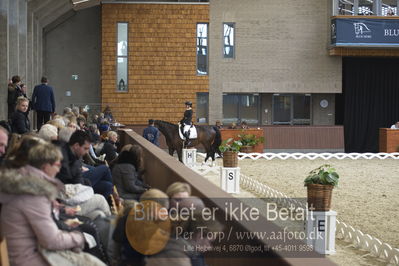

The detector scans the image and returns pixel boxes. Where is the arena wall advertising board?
[331,18,399,47]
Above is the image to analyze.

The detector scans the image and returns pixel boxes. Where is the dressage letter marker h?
[220,167,240,194]
[305,210,336,254]
[182,148,197,168]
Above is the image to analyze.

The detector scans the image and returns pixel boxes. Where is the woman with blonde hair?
[166,182,192,199]
[38,123,58,141]
[0,143,97,266]
[10,96,30,134]
[99,130,118,162]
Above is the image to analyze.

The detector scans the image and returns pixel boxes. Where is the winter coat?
[7,83,24,119]
[31,83,55,112]
[56,143,91,185]
[100,140,118,162]
[111,163,147,200]
[0,165,85,266]
[7,83,24,106]
[10,109,30,134]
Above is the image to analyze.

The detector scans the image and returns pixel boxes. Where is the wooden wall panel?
[128,125,344,150]
[379,128,399,152]
[263,126,344,149]
[101,4,209,124]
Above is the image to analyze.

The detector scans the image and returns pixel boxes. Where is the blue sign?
[331,18,399,47]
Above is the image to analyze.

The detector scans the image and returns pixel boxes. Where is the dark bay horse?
[154,120,222,163]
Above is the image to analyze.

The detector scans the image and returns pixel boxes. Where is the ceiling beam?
[28,0,53,13]
[33,0,70,20]
[39,2,73,28]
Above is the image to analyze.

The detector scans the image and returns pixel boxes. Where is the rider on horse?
[180,101,193,146]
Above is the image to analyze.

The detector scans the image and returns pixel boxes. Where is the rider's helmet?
[185,101,192,107]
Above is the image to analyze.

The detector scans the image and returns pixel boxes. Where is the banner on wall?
[331,18,399,47]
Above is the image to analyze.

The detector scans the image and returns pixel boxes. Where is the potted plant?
[304,164,339,211]
[238,132,265,153]
[219,138,242,167]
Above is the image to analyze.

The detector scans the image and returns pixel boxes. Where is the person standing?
[391,121,399,129]
[32,76,55,130]
[142,119,160,147]
[7,75,23,120]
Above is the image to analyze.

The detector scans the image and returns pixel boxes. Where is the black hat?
[185,101,192,106]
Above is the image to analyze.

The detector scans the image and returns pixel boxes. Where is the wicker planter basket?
[240,146,254,153]
[306,184,334,211]
[222,151,238,167]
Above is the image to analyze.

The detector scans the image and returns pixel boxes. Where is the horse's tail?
[212,126,222,156]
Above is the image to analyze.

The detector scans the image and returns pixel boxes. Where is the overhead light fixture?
[72,0,90,5]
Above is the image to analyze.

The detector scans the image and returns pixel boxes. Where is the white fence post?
[220,167,240,194]
[182,148,197,168]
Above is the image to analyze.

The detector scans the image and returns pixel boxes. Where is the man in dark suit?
[32,76,55,130]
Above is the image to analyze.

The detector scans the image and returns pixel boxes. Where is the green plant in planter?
[304,164,339,187]
[219,138,242,153]
[238,132,264,147]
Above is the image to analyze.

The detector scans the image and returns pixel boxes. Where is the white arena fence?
[194,152,399,265]
[238,152,399,160]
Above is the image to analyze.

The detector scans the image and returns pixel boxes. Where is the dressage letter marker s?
[221,167,240,194]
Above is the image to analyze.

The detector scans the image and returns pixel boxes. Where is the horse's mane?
[155,120,178,127]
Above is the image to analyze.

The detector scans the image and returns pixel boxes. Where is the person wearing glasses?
[0,143,91,266]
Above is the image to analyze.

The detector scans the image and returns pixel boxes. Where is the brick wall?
[208,0,342,123]
[101,3,209,124]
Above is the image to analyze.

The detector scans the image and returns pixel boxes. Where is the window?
[272,94,311,125]
[335,0,397,16]
[382,0,397,16]
[196,93,209,123]
[117,22,128,91]
[223,23,235,58]
[223,94,259,125]
[196,23,208,75]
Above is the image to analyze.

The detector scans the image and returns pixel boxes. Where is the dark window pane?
[273,95,291,124]
[293,95,310,120]
[239,95,258,124]
[223,94,239,125]
[196,93,209,123]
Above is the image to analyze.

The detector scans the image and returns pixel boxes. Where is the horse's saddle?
[178,123,198,140]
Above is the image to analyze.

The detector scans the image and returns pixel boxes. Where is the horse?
[154,120,222,163]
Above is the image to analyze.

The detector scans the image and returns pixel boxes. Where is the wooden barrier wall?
[379,128,399,153]
[264,126,344,150]
[118,128,336,266]
[128,125,345,151]
[101,3,209,125]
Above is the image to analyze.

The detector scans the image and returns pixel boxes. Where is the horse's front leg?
[168,147,174,156]
[177,149,183,162]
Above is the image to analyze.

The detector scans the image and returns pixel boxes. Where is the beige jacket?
[0,165,84,266]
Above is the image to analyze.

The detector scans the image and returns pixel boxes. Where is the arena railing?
[118,128,336,266]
